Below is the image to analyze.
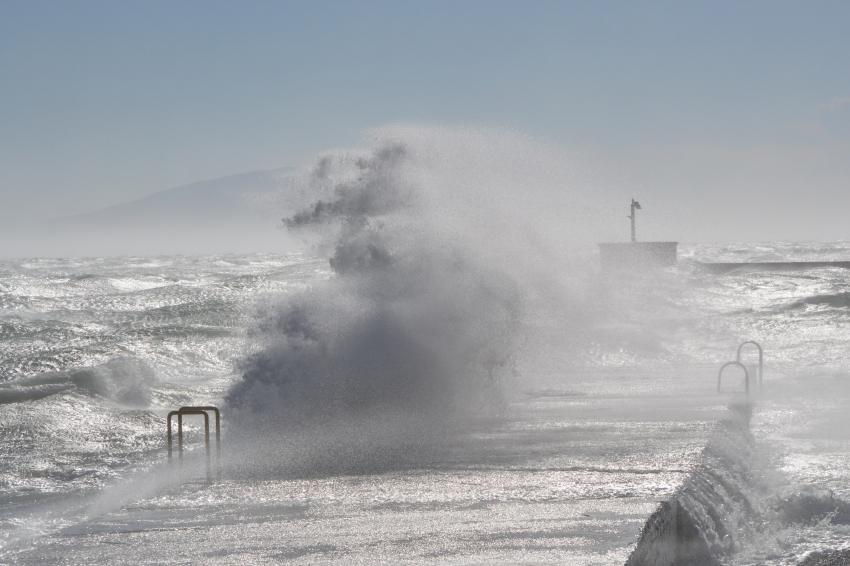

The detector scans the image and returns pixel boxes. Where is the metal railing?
[736,341,763,390]
[167,406,220,479]
[718,361,749,395]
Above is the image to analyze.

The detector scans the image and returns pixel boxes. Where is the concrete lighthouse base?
[599,242,678,271]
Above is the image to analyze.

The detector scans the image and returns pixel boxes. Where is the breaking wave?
[225,133,536,451]
[627,403,850,566]
[789,292,850,310]
[0,357,156,406]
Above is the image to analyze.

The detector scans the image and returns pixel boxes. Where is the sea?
[2,240,850,565]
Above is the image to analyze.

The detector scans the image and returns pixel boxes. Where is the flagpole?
[629,199,641,243]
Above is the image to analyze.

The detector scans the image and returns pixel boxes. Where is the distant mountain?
[2,168,303,258]
[54,168,293,229]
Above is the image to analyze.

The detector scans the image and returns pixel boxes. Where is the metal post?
[167,414,173,461]
[204,417,210,478]
[628,199,641,243]
[177,413,183,464]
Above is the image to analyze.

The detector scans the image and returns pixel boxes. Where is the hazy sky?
[2,1,849,241]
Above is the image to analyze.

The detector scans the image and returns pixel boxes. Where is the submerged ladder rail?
[718,361,749,395]
[736,341,763,390]
[167,406,220,480]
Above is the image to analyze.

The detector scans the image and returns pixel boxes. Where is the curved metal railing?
[167,406,220,479]
[736,341,763,390]
[718,361,749,395]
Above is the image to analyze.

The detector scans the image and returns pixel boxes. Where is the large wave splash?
[627,401,850,566]
[225,132,538,459]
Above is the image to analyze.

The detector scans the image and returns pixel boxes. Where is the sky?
[1,1,849,242]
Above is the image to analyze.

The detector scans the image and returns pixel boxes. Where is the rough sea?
[2,240,850,565]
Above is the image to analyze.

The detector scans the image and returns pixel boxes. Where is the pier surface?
[2,366,732,566]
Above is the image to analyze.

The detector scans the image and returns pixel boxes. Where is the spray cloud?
[225,129,540,451]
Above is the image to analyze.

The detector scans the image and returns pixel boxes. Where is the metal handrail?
[180,406,220,472]
[718,361,749,395]
[167,406,220,479]
[736,341,763,390]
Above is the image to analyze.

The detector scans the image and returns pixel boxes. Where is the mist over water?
[220,126,638,475]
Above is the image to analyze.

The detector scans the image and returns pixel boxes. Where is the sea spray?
[225,136,529,471]
[626,405,761,566]
[626,396,850,566]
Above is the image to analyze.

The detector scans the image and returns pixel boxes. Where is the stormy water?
[2,129,850,564]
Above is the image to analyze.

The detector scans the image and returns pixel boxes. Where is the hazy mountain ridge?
[54,168,293,228]
[2,168,300,258]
